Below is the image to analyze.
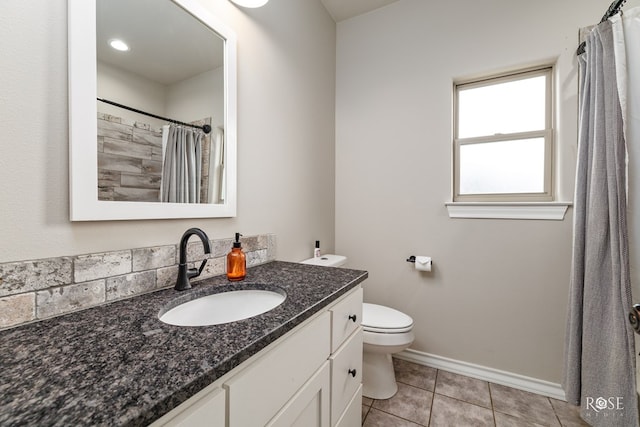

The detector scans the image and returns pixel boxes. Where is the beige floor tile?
[495,411,552,426]
[490,383,559,426]
[362,404,371,424]
[549,399,590,427]
[372,382,433,425]
[429,394,494,427]
[363,408,423,427]
[435,370,492,408]
[393,358,437,391]
[373,360,575,427]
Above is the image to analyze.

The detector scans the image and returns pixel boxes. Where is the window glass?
[453,67,553,202]
[458,76,546,138]
[459,138,545,195]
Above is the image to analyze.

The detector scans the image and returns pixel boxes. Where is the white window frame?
[453,66,554,202]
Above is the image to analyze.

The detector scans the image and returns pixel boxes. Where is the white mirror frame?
[68,0,237,221]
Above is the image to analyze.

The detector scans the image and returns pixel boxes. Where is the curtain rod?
[97,97,212,134]
[576,0,628,55]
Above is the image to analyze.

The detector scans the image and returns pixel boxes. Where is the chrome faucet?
[175,228,211,291]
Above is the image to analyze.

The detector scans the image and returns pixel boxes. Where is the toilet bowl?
[300,254,415,400]
[362,303,414,399]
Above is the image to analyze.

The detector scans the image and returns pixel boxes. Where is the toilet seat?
[363,329,415,347]
[362,303,413,333]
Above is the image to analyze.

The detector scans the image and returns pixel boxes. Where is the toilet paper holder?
[406,255,433,268]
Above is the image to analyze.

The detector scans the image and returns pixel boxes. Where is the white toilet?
[301,254,415,399]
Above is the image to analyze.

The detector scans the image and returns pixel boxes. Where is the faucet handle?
[197,259,208,277]
[186,260,208,279]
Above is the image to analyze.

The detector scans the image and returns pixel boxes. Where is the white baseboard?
[395,349,566,401]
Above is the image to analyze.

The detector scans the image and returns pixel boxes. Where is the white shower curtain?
[616,6,640,399]
[160,125,203,203]
[563,8,640,427]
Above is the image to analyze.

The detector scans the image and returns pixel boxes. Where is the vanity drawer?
[225,311,331,427]
[335,384,362,427]
[330,287,363,352]
[330,328,363,427]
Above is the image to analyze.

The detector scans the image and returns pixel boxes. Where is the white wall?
[335,0,612,383]
[97,61,167,128]
[0,0,336,263]
[166,67,224,129]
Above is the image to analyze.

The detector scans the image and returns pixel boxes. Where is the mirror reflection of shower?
[97,110,223,204]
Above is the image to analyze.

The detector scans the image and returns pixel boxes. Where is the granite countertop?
[0,261,367,426]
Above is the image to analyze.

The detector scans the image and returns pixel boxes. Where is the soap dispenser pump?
[227,233,246,281]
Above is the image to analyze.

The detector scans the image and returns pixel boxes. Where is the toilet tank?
[300,254,347,268]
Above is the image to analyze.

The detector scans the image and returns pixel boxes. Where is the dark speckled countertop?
[0,261,367,427]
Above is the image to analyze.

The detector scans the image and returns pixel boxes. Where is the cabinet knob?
[348,369,357,378]
[348,314,357,323]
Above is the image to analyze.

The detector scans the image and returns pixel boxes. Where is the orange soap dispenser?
[227,232,246,281]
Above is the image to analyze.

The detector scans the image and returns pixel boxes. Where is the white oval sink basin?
[159,289,286,327]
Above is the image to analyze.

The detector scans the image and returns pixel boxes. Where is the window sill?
[445,202,572,220]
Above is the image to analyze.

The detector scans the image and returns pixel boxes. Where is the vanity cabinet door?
[266,361,330,427]
[155,387,225,427]
[225,311,331,427]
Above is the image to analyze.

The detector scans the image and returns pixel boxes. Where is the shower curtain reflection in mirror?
[209,126,225,204]
[160,124,203,203]
[159,123,225,204]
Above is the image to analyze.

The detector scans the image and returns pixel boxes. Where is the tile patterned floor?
[361,358,589,427]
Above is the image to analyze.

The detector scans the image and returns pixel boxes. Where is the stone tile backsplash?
[0,233,276,330]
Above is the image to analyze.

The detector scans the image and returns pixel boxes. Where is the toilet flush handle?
[348,369,357,378]
[348,314,357,322]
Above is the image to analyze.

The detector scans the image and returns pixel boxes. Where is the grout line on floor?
[487,381,497,427]
[547,396,564,426]
[427,369,439,426]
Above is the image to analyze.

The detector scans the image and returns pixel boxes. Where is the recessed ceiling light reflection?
[229,0,269,8]
[109,39,130,52]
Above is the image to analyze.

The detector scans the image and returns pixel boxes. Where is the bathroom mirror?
[69,0,237,220]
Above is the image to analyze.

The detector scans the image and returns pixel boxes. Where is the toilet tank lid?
[300,254,347,267]
[362,303,414,330]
